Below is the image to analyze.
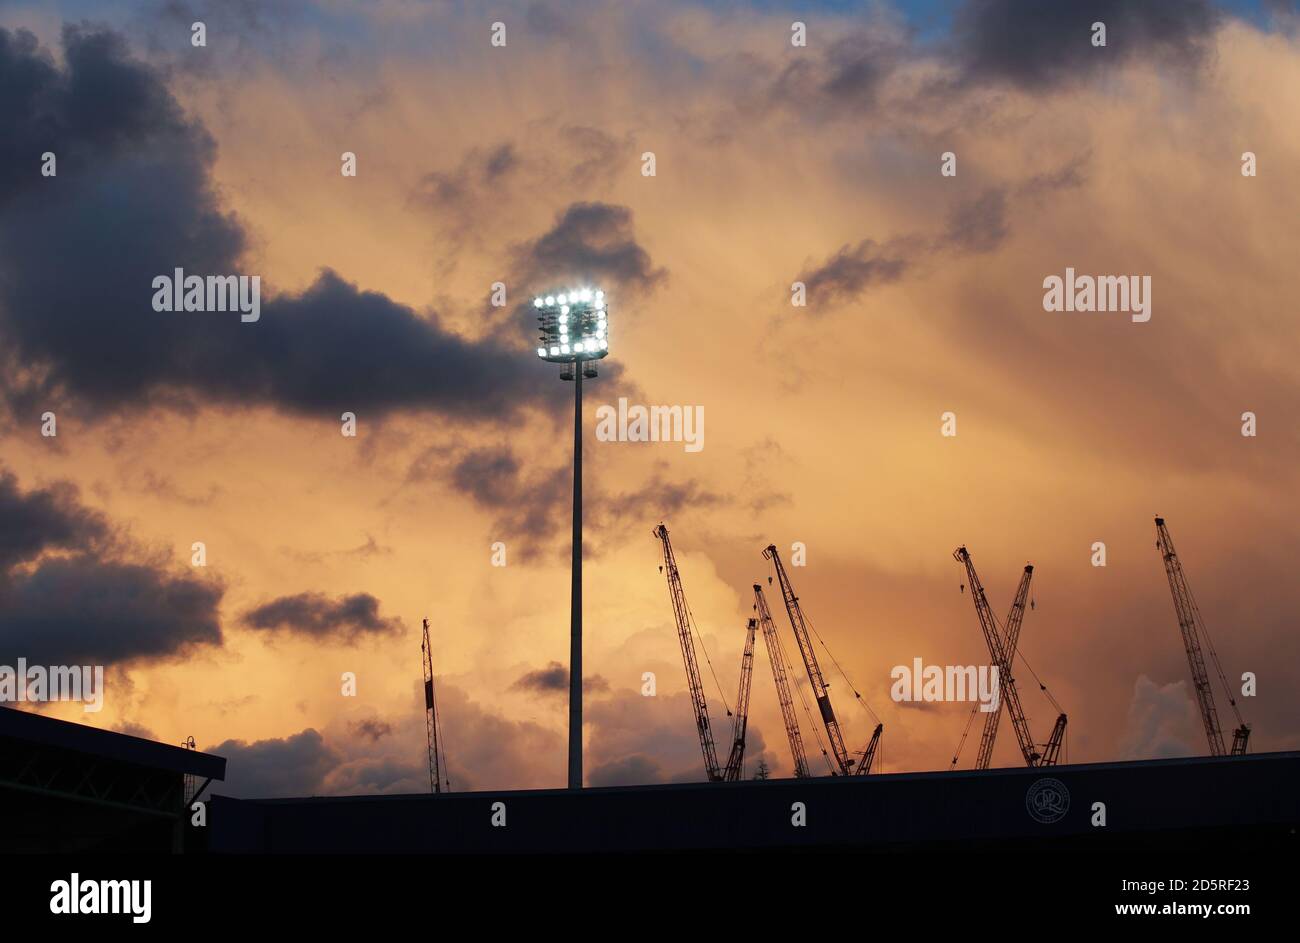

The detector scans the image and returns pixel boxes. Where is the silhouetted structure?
[753,584,810,778]
[422,618,449,793]
[535,287,609,789]
[953,547,1066,767]
[207,751,1300,853]
[1155,517,1251,756]
[764,545,882,775]
[0,706,225,852]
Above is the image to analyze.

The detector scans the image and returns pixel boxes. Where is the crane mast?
[954,547,1065,767]
[975,565,1034,770]
[1041,714,1067,766]
[654,524,723,781]
[721,619,757,781]
[763,545,854,774]
[753,584,810,778]
[421,618,444,794]
[1154,518,1250,756]
[855,723,883,776]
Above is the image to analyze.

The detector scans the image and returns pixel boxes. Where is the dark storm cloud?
[0,555,223,665]
[326,756,425,794]
[562,126,632,187]
[449,447,547,510]
[410,142,518,209]
[795,239,912,309]
[0,26,548,423]
[1017,156,1090,198]
[416,445,725,558]
[796,181,1052,309]
[0,466,224,665]
[588,754,667,787]
[350,718,394,742]
[242,592,403,643]
[428,683,565,791]
[597,470,727,530]
[136,0,313,79]
[952,0,1220,90]
[513,202,667,298]
[0,27,196,205]
[939,188,1009,254]
[510,661,610,696]
[0,470,109,572]
[768,31,906,118]
[510,662,565,693]
[209,728,342,798]
[585,690,772,785]
[442,446,571,549]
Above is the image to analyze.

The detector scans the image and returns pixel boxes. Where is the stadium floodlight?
[533,286,611,792]
[535,289,610,369]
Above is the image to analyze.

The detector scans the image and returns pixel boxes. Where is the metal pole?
[568,367,583,789]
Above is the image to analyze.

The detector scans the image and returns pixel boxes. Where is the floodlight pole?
[568,367,583,790]
[534,288,605,791]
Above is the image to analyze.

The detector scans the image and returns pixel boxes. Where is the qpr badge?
[1026,777,1070,824]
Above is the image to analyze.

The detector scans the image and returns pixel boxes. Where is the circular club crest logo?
[1025,777,1070,824]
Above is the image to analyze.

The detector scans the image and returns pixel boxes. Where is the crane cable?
[1012,566,1064,716]
[1181,570,1247,726]
[433,680,451,791]
[427,637,451,792]
[1002,589,1067,749]
[791,584,882,726]
[1013,646,1065,716]
[948,575,1066,766]
[765,557,881,771]
[761,567,836,774]
[950,700,980,769]
[681,580,733,717]
[779,628,837,776]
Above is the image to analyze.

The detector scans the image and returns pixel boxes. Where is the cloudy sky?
[1,0,1296,797]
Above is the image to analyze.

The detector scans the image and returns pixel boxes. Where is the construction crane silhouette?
[421,618,449,793]
[653,523,729,781]
[952,563,1036,769]
[1154,518,1250,756]
[763,545,882,776]
[721,619,757,782]
[753,584,810,778]
[953,547,1066,768]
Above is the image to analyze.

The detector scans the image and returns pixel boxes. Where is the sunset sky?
[1,0,1297,796]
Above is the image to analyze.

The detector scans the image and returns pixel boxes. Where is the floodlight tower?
[535,287,610,790]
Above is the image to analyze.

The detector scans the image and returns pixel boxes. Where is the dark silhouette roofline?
[0,705,225,780]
